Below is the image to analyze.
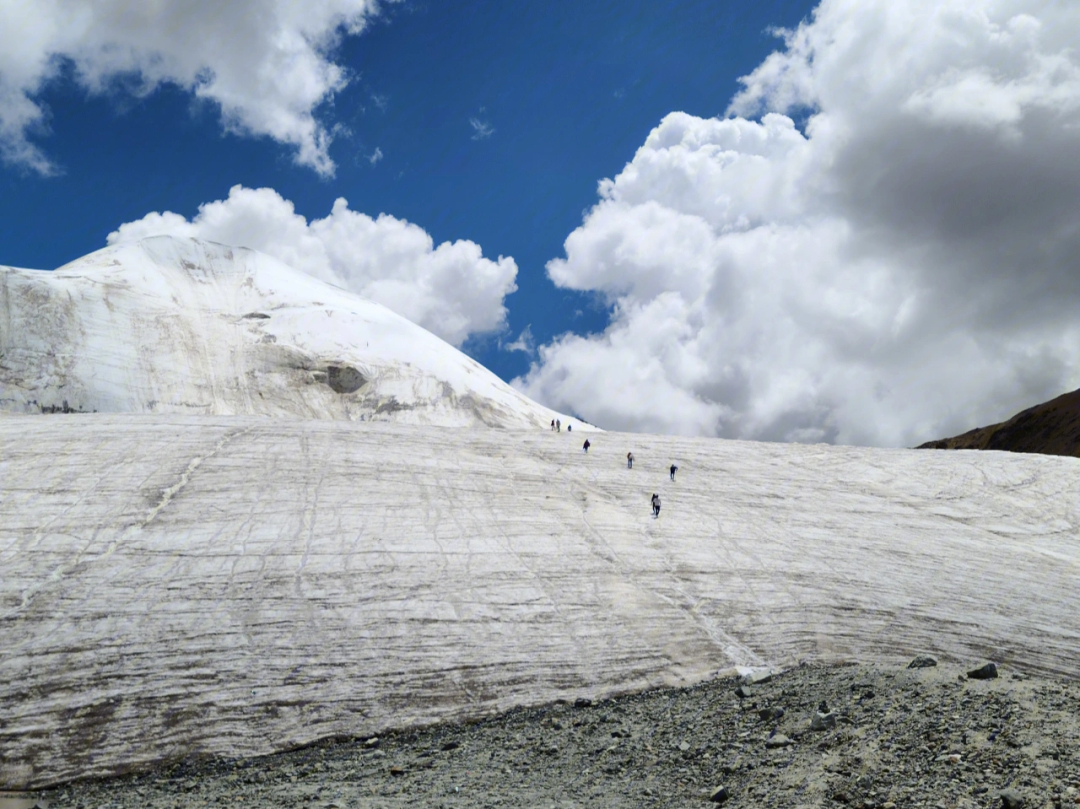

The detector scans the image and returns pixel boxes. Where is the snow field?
[2,413,1079,788]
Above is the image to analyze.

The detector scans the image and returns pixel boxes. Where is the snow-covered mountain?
[3,413,1080,788]
[0,237,582,429]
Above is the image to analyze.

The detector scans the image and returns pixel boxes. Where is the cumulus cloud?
[108,185,518,346]
[0,0,385,175]
[517,0,1080,447]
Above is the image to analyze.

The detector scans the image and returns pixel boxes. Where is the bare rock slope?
[918,387,1080,457]
[0,236,576,429]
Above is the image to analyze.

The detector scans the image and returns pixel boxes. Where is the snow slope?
[0,237,584,429]
[3,414,1079,788]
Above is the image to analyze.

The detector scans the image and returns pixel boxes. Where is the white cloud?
[108,185,518,346]
[368,146,384,165]
[0,0,386,175]
[503,325,535,354]
[469,117,494,140]
[517,0,1080,447]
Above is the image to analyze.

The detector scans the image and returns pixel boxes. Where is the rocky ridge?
[917,388,1080,458]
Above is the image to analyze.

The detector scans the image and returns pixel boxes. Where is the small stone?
[389,765,405,776]
[1000,789,1026,809]
[709,785,732,804]
[735,685,753,699]
[908,655,938,668]
[363,737,380,748]
[574,697,593,708]
[765,733,793,749]
[811,711,837,731]
[678,741,691,752]
[441,740,460,751]
[968,663,999,680]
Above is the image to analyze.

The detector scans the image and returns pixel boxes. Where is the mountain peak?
[1,237,583,430]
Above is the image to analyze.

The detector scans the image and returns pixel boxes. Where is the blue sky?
[3,0,1080,447]
[0,0,816,383]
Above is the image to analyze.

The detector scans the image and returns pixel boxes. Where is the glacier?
[2,413,1079,788]
[2,236,1079,790]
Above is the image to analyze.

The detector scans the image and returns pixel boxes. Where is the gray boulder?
[968,663,999,680]
[1000,788,1025,809]
[709,785,732,803]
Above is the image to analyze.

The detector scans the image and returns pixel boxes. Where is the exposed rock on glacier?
[3,415,1080,788]
[0,237,576,429]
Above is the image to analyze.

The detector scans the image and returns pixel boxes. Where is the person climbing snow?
[556,419,561,432]
[651,493,661,518]
[669,464,678,481]
[567,424,572,432]
[583,438,591,453]
[627,452,634,469]
[550,419,555,431]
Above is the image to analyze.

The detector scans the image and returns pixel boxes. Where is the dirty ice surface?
[3,414,1079,788]
[0,237,585,430]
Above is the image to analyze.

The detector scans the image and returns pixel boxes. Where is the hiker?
[583,439,591,453]
[556,419,561,432]
[627,452,633,469]
[669,464,678,481]
[567,424,571,432]
[550,419,555,431]
[651,493,661,518]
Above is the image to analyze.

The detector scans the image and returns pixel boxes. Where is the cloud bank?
[517,0,1080,447]
[109,186,517,347]
[0,0,383,175]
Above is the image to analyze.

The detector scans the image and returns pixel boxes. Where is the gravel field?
[13,658,1080,809]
